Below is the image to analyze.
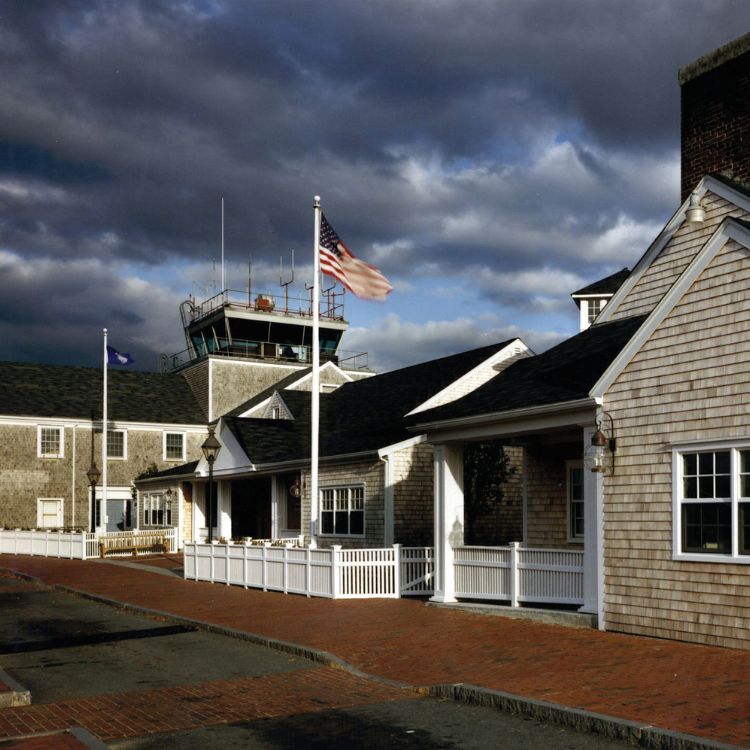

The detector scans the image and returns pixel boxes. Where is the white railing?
[0,528,177,560]
[185,543,422,599]
[454,542,584,606]
[0,529,95,559]
[184,541,338,597]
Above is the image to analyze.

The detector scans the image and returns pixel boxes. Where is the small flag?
[318,214,393,301]
[106,345,134,365]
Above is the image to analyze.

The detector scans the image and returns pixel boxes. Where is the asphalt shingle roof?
[225,340,518,465]
[0,361,206,424]
[409,315,647,426]
[571,268,630,297]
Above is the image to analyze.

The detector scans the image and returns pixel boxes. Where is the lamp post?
[87,462,101,533]
[201,426,221,542]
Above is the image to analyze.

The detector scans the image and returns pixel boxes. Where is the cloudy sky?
[1,1,748,372]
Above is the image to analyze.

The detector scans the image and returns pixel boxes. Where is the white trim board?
[598,175,750,324]
[407,339,531,417]
[591,218,750,399]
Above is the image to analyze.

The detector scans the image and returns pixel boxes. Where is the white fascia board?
[238,396,273,418]
[288,360,352,389]
[570,293,614,300]
[195,417,254,476]
[407,339,531,417]
[591,218,750,399]
[378,434,428,458]
[0,415,206,431]
[598,175,750,324]
[413,397,597,442]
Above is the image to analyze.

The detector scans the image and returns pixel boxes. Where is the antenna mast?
[280,250,295,313]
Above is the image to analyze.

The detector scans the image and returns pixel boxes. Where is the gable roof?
[226,367,313,417]
[0,361,206,424]
[598,174,750,324]
[591,217,750,398]
[409,315,646,428]
[571,268,630,298]
[224,339,519,465]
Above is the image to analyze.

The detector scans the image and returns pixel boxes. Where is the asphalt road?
[0,578,633,749]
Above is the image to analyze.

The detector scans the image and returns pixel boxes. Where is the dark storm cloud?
[0,0,748,366]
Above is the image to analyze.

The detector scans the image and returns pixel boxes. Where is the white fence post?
[331,545,341,599]
[393,544,401,598]
[305,547,312,598]
[510,541,520,607]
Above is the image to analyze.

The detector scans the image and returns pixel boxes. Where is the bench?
[99,534,168,559]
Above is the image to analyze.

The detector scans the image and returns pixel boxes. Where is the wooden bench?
[99,534,168,559]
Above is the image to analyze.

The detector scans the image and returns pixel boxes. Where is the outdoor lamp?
[686,191,706,224]
[87,462,100,532]
[201,427,221,542]
[584,413,616,474]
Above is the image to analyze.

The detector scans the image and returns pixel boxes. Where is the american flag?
[318,214,393,301]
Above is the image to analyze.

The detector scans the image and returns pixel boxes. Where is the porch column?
[217,480,232,540]
[580,425,604,628]
[430,443,464,604]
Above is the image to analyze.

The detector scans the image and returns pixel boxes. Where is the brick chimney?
[679,33,750,202]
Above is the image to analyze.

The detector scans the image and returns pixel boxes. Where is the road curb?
[3,567,744,750]
[0,668,30,708]
[425,684,747,750]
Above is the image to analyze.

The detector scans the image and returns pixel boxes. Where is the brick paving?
[2,554,750,747]
[0,668,414,743]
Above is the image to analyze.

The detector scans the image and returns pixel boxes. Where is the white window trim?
[672,441,750,564]
[319,484,366,538]
[163,431,186,462]
[566,460,584,543]
[141,492,174,528]
[37,425,64,458]
[106,428,128,460]
[37,497,63,528]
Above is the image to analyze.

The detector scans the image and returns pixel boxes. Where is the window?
[567,462,584,540]
[38,426,63,458]
[320,485,365,536]
[141,493,173,527]
[164,432,185,461]
[587,298,606,326]
[674,445,750,560]
[107,429,126,459]
[37,498,62,528]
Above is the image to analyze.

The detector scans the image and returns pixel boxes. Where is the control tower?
[163,282,371,420]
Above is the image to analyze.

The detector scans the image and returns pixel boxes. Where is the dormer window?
[570,268,630,331]
[587,298,607,326]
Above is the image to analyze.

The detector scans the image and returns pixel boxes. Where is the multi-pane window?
[164,432,185,461]
[38,426,63,458]
[107,429,126,459]
[320,485,365,536]
[141,494,173,527]
[675,446,750,559]
[587,298,606,326]
[567,463,584,540]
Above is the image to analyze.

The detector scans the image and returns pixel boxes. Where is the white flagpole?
[221,197,225,295]
[102,328,108,534]
[310,195,321,549]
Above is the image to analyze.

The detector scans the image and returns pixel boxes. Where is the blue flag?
[106,345,134,366]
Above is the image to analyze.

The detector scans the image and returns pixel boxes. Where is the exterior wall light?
[584,413,616,474]
[201,426,221,542]
[685,191,706,224]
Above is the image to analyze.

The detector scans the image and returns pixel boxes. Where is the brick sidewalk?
[2,555,749,748]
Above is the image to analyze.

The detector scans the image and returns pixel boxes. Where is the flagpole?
[102,328,108,534]
[310,195,322,549]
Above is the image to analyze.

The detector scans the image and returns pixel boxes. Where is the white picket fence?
[0,529,97,559]
[183,542,582,605]
[0,528,177,560]
[454,542,584,606]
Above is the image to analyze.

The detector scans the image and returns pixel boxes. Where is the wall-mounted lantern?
[584,413,616,474]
